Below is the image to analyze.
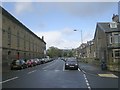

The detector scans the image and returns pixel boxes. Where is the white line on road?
[82,70,86,74]
[0,77,18,84]
[54,70,60,72]
[78,68,81,71]
[42,64,53,69]
[83,74,91,90]
[27,70,36,74]
[42,61,58,69]
[88,86,91,89]
[86,80,88,83]
[83,74,86,78]
[86,82,90,86]
[84,77,87,80]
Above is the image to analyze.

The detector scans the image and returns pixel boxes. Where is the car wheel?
[65,66,68,70]
[75,68,78,70]
[21,66,23,69]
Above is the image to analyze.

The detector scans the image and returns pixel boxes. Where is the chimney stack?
[112,14,119,23]
[42,36,44,40]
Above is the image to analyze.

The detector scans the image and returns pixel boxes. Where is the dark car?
[61,57,65,61]
[10,59,27,70]
[65,59,78,70]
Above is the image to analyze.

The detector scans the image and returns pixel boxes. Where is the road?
[1,58,119,89]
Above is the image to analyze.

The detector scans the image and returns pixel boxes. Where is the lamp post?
[73,29,83,59]
[73,29,83,44]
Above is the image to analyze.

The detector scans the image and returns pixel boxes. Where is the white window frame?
[113,49,120,63]
[110,22,117,28]
[109,34,112,44]
[112,33,120,44]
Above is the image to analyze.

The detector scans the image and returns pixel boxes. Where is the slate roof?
[94,22,120,39]
[97,22,119,33]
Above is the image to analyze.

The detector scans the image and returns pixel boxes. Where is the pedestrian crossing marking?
[98,74,118,78]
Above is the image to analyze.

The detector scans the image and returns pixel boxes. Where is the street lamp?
[74,29,77,31]
[73,29,83,59]
[73,29,83,44]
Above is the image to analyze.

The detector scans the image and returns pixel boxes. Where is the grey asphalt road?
[1,59,119,89]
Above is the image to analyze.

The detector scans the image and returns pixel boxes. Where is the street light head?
[74,29,77,31]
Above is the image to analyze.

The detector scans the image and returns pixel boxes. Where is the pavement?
[78,62,119,78]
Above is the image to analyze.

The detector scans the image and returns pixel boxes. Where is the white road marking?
[83,74,86,77]
[0,77,18,84]
[86,82,90,86]
[64,70,70,71]
[82,70,86,74]
[42,64,53,69]
[86,80,88,83]
[78,68,81,71]
[85,77,87,80]
[42,61,57,69]
[83,74,91,90]
[88,86,91,89]
[27,70,36,74]
[55,70,60,72]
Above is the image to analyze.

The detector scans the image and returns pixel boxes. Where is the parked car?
[65,59,78,70]
[41,58,46,64]
[10,59,27,70]
[26,60,33,67]
[44,58,50,63]
[34,58,41,65]
[30,59,37,66]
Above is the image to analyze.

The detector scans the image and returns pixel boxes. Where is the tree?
[68,50,74,57]
[47,47,63,58]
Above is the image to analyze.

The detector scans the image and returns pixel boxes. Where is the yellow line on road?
[98,74,118,78]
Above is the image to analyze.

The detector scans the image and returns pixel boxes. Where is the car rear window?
[16,60,20,65]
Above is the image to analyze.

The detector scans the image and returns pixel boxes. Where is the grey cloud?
[29,2,117,20]
[54,2,117,18]
[16,2,117,18]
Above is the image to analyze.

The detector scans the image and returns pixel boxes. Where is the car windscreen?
[66,60,77,63]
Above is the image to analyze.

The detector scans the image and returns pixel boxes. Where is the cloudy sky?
[1,1,119,49]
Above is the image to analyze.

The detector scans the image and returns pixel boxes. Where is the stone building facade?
[1,7,46,70]
[86,40,95,59]
[76,14,120,71]
[94,15,120,71]
[77,40,95,63]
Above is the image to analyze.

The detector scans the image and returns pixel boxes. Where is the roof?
[1,6,46,44]
[97,22,119,32]
[94,22,120,39]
